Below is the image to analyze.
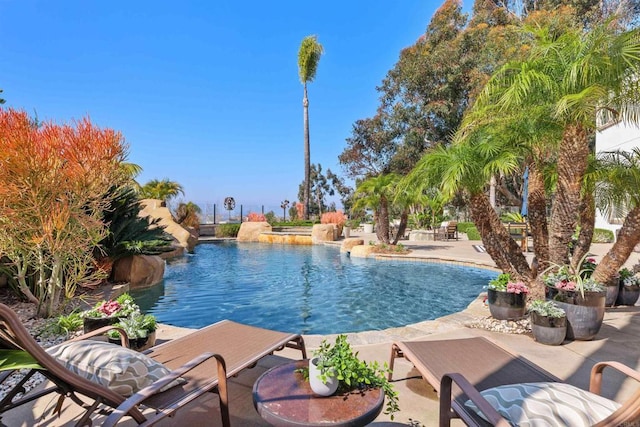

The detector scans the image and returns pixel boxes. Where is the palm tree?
[352,174,400,244]
[297,35,324,220]
[139,179,184,205]
[175,201,202,230]
[476,20,640,267]
[592,148,640,285]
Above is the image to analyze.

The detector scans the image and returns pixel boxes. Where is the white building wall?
[595,121,640,239]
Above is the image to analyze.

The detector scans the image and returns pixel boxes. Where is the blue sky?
[1,1,445,212]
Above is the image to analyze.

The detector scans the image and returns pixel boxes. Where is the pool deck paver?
[6,234,640,426]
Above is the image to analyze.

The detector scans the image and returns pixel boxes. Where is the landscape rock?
[341,238,364,253]
[349,245,377,258]
[237,222,272,242]
[312,224,336,243]
[139,199,198,253]
[112,255,165,288]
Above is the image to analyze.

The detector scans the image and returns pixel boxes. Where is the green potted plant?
[305,335,399,418]
[544,258,606,341]
[107,312,157,352]
[487,273,529,320]
[616,268,640,306]
[527,300,567,346]
[80,293,140,333]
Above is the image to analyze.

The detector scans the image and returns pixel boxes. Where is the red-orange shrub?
[321,210,347,226]
[247,212,266,222]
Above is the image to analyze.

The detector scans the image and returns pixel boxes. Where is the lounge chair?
[389,337,640,426]
[434,221,458,241]
[0,303,306,426]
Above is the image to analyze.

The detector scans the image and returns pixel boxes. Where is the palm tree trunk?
[376,195,390,244]
[392,209,409,245]
[469,192,532,280]
[303,84,311,220]
[571,189,595,270]
[528,162,549,273]
[548,124,589,266]
[593,206,640,287]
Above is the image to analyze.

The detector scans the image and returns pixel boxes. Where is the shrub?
[264,211,276,224]
[456,222,475,233]
[466,226,481,240]
[320,210,347,226]
[592,228,614,243]
[247,212,266,222]
[215,224,241,237]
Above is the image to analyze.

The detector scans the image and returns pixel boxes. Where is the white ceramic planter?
[363,223,374,233]
[308,357,339,396]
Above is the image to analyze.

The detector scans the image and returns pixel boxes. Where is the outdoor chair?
[0,303,306,427]
[434,221,458,241]
[389,337,640,426]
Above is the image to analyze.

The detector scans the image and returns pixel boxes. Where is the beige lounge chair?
[434,221,458,241]
[0,303,306,426]
[389,337,640,426]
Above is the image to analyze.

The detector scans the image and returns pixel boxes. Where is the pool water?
[132,242,496,335]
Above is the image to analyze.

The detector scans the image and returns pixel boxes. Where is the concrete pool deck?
[7,235,640,426]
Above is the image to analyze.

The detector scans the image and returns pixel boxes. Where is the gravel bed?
[465,316,532,335]
[0,302,78,402]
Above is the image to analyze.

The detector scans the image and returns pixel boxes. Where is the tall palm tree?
[297,35,324,220]
[593,148,640,285]
[139,179,184,205]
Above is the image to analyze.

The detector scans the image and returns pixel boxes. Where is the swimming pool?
[132,242,496,335]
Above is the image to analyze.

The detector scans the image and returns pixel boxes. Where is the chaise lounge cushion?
[463,382,620,426]
[47,340,183,396]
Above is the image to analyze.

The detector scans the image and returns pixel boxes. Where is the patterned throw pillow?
[464,382,620,427]
[46,340,184,396]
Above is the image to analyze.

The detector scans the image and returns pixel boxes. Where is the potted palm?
[528,300,567,346]
[305,335,399,418]
[616,268,640,306]
[487,273,529,320]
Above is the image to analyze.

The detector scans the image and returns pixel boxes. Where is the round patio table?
[253,359,384,427]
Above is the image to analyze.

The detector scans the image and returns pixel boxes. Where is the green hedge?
[456,222,475,234]
[271,220,317,227]
[593,228,614,243]
[215,224,241,238]
[465,225,482,240]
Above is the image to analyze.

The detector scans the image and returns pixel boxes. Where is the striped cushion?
[464,382,620,426]
[47,340,183,396]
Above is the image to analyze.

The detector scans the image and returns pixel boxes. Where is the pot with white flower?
[528,300,567,346]
[487,273,528,321]
[544,261,606,341]
[616,268,640,306]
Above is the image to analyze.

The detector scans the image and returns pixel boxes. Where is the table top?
[253,359,384,427]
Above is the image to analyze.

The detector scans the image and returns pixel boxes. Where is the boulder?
[112,255,165,288]
[312,224,336,244]
[349,245,377,258]
[237,222,272,242]
[139,199,198,253]
[340,238,365,253]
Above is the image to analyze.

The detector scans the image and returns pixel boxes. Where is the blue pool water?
[132,242,496,335]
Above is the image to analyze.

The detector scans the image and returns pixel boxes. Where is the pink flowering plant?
[82,293,140,318]
[544,259,605,296]
[488,273,529,294]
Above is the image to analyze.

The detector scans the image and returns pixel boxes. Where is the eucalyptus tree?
[593,149,640,284]
[139,179,185,204]
[297,35,324,220]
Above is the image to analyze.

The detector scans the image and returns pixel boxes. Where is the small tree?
[0,109,129,316]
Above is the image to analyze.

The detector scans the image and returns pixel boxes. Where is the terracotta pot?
[487,289,526,320]
[530,312,566,346]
